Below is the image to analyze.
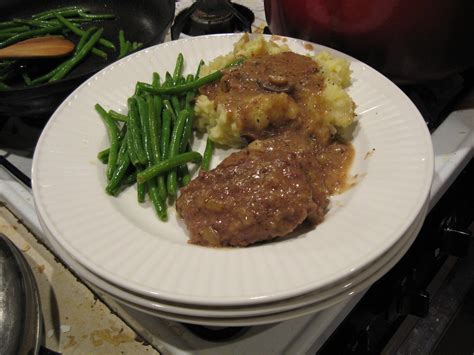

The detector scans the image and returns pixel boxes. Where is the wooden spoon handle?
[0,36,75,59]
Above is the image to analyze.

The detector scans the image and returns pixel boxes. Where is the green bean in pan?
[95,104,119,180]
[138,70,223,95]
[77,10,115,20]
[137,151,203,184]
[0,82,10,90]
[201,137,214,171]
[118,30,126,58]
[75,26,96,53]
[33,7,82,20]
[54,13,115,50]
[49,28,104,82]
[0,26,30,34]
[0,24,63,49]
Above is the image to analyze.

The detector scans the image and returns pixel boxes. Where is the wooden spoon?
[0,36,75,59]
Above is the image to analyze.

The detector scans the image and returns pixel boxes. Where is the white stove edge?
[0,107,472,354]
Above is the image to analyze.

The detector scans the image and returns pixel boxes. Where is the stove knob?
[398,289,430,317]
[441,216,472,257]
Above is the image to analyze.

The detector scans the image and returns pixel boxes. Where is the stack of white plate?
[32,34,434,327]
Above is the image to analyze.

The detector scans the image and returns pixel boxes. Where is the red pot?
[264,0,474,83]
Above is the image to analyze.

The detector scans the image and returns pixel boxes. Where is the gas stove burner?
[171,0,254,39]
[182,323,247,341]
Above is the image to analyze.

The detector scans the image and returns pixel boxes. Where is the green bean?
[54,13,115,50]
[148,182,167,221]
[95,104,119,180]
[97,120,129,164]
[127,97,148,165]
[108,170,136,196]
[32,6,82,19]
[119,41,132,58]
[75,26,96,54]
[77,10,115,20]
[0,24,63,49]
[147,96,161,163]
[97,148,109,164]
[137,151,202,184]
[162,99,177,123]
[132,42,142,51]
[49,28,104,82]
[12,19,55,28]
[195,59,204,78]
[0,26,30,34]
[167,110,188,195]
[137,167,147,203]
[0,82,10,90]
[160,109,172,161]
[152,72,160,88]
[140,95,168,217]
[151,96,167,199]
[109,110,128,122]
[105,133,131,195]
[138,70,223,95]
[21,72,32,86]
[201,138,214,171]
[0,21,18,29]
[171,96,181,114]
[173,53,184,83]
[164,72,173,86]
[118,30,126,58]
[126,128,140,166]
[31,61,67,85]
[136,96,150,162]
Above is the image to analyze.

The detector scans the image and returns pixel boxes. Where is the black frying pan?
[0,0,175,117]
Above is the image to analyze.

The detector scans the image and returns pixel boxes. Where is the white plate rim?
[32,33,434,306]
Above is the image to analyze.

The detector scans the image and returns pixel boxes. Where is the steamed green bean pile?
[0,6,142,90]
[96,55,218,221]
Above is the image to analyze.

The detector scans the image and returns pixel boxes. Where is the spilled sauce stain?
[64,335,78,350]
[90,327,134,347]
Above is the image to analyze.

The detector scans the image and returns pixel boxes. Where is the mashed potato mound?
[195,34,355,147]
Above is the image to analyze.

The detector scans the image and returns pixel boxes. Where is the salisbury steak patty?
[176,145,323,247]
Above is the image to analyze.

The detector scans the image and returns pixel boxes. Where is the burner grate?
[171,0,254,39]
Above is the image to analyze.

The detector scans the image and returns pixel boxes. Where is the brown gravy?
[177,52,354,247]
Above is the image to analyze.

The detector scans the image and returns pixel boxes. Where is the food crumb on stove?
[21,243,31,252]
[364,148,376,160]
[63,335,77,350]
[37,265,45,273]
[60,324,71,333]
